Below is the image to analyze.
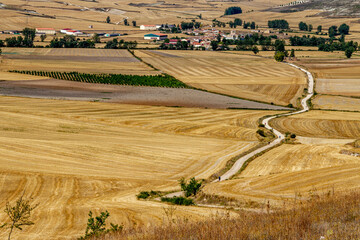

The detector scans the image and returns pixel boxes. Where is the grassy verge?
[95,190,360,240]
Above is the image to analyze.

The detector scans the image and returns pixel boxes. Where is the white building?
[144,33,167,40]
[36,28,56,35]
[140,25,161,30]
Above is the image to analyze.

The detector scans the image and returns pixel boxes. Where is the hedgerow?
[10,70,189,88]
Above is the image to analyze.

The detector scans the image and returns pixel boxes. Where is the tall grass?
[10,70,189,88]
[93,191,360,239]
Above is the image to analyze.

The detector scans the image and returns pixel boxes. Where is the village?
[0,23,289,50]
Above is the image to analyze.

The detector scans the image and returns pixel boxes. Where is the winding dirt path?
[217,63,314,181]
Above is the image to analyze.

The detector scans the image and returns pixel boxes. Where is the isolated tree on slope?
[345,47,355,58]
[106,16,111,24]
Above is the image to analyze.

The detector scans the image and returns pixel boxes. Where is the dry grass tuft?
[94,191,360,240]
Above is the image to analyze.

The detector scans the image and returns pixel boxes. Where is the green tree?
[132,20,137,27]
[274,40,285,52]
[345,47,355,58]
[274,51,285,62]
[252,46,259,55]
[22,28,36,47]
[290,49,295,58]
[224,6,242,15]
[1,193,38,240]
[179,177,202,197]
[40,34,47,42]
[309,24,313,32]
[124,19,128,26]
[92,33,101,43]
[299,21,308,31]
[317,25,322,32]
[329,26,338,38]
[211,41,218,51]
[106,16,111,24]
[79,210,122,239]
[339,23,350,35]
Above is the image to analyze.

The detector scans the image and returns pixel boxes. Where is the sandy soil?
[0,79,291,110]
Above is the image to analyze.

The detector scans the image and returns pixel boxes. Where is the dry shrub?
[93,191,360,240]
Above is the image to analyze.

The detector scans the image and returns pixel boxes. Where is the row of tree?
[11,70,189,88]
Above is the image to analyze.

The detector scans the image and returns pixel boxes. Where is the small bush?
[137,192,151,199]
[256,129,266,137]
[161,197,194,206]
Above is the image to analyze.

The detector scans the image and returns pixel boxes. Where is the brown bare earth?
[0,79,290,110]
[137,50,307,107]
[0,96,280,239]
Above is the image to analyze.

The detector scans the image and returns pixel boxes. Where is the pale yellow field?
[203,143,360,204]
[313,95,360,112]
[0,96,278,239]
[270,110,360,139]
[137,50,307,106]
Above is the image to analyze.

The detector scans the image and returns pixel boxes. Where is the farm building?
[144,33,167,40]
[60,28,72,34]
[140,25,161,30]
[36,28,56,35]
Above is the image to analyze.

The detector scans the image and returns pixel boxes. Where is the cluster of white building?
[34,28,85,36]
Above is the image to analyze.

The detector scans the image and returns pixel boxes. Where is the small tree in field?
[290,49,295,58]
[274,51,285,62]
[40,34,47,42]
[252,46,259,55]
[179,177,202,197]
[79,210,122,240]
[1,193,38,240]
[106,16,111,24]
[345,47,355,58]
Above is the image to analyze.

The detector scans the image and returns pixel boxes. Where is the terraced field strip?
[218,63,314,181]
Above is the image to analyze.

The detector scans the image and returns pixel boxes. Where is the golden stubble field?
[0,48,157,75]
[204,138,360,205]
[0,96,281,239]
[295,57,360,112]
[136,50,307,107]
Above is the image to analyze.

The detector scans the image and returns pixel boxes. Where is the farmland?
[0,48,156,75]
[0,96,279,239]
[203,142,360,204]
[137,50,307,106]
[270,110,360,139]
[294,57,360,111]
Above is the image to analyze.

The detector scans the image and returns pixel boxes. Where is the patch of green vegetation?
[161,197,194,206]
[10,70,189,88]
[136,190,162,200]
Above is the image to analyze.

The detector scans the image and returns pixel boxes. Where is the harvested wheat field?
[0,48,156,75]
[203,143,360,204]
[270,110,360,139]
[0,96,279,239]
[313,95,360,112]
[137,50,306,107]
